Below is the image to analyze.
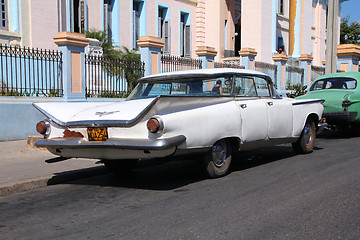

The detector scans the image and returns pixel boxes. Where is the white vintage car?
[34,68,325,178]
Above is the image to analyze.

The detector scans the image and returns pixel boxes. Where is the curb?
[0,166,108,197]
[27,135,44,149]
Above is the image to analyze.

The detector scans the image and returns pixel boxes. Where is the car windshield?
[310,77,357,91]
[127,75,272,100]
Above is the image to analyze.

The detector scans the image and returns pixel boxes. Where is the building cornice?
[337,44,360,58]
[53,32,89,48]
[137,36,165,49]
[196,46,217,57]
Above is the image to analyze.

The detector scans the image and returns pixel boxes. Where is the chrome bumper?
[35,135,186,151]
[323,111,357,124]
[317,121,328,134]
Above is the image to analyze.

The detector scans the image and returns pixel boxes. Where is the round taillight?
[36,121,47,135]
[147,118,160,133]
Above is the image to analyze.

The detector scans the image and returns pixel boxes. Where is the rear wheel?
[292,118,316,154]
[102,159,138,174]
[203,139,232,178]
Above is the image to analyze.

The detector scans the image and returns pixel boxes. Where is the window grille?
[0,0,8,30]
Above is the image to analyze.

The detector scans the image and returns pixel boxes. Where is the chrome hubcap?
[303,123,312,146]
[212,141,227,167]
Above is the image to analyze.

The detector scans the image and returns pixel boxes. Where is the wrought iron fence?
[255,61,278,86]
[221,58,245,69]
[214,61,245,69]
[161,55,202,73]
[311,65,325,82]
[85,55,145,98]
[0,44,63,97]
[286,65,304,88]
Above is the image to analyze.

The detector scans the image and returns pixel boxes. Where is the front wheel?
[292,119,316,154]
[203,139,232,178]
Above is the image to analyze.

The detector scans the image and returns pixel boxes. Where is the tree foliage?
[84,30,142,93]
[340,17,360,45]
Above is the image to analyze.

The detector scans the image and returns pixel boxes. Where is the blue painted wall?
[0,97,125,141]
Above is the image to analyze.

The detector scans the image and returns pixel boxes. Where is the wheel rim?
[211,141,227,167]
[303,123,313,146]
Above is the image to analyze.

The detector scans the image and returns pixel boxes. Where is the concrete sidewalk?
[0,139,107,196]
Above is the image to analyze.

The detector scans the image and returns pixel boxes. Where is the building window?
[278,0,284,15]
[180,12,190,58]
[158,6,170,55]
[70,0,86,33]
[277,36,285,53]
[0,0,8,30]
[133,1,141,50]
[104,0,112,40]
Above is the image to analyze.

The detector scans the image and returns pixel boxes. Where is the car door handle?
[267,102,273,106]
[240,104,247,109]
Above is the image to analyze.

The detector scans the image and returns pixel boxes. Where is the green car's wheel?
[292,118,316,154]
[203,139,232,178]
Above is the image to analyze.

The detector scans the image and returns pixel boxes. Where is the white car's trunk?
[33,98,156,125]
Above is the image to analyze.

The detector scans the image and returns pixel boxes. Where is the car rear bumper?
[35,135,186,160]
[323,111,357,124]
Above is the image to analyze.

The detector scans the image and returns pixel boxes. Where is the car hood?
[33,98,156,126]
[296,90,354,112]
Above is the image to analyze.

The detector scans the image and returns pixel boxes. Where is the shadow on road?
[61,144,309,191]
[318,128,360,139]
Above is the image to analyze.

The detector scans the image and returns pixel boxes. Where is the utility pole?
[325,0,339,74]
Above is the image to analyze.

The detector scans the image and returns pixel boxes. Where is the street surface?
[0,130,359,239]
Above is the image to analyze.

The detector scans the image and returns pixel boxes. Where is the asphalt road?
[0,130,359,240]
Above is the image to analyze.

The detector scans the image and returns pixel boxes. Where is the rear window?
[310,77,357,91]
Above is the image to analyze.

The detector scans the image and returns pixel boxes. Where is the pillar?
[196,46,217,69]
[272,53,288,97]
[239,48,257,70]
[299,54,313,86]
[53,32,89,101]
[337,44,360,72]
[137,36,165,76]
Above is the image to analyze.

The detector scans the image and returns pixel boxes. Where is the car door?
[262,98,293,139]
[236,99,268,143]
[233,76,268,143]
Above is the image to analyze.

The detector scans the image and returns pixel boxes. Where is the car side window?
[234,77,256,96]
[254,77,271,97]
[311,77,357,91]
[234,76,270,97]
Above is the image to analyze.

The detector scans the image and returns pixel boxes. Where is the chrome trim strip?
[35,135,186,151]
[292,99,325,105]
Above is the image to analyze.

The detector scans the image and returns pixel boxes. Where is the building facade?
[0,0,337,66]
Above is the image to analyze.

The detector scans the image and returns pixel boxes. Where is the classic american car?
[34,68,325,178]
[297,72,360,128]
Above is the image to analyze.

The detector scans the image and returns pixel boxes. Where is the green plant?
[99,90,131,98]
[85,30,143,95]
[286,84,307,98]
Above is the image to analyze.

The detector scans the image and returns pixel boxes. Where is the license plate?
[87,127,108,141]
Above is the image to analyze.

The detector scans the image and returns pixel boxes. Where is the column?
[196,46,217,69]
[337,44,360,72]
[299,54,313,86]
[137,36,165,76]
[272,53,288,97]
[239,48,257,70]
[53,32,89,101]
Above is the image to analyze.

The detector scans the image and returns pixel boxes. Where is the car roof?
[140,68,272,83]
[315,72,360,81]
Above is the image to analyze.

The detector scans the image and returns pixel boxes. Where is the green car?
[297,72,360,127]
